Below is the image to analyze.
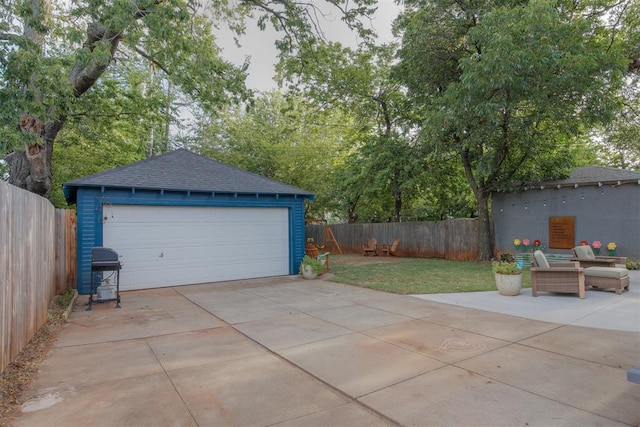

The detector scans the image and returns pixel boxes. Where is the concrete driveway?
[10,275,640,426]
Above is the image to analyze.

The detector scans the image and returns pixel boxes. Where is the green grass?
[328,256,531,294]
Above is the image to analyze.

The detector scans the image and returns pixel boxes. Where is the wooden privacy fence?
[1,180,76,373]
[305,218,479,261]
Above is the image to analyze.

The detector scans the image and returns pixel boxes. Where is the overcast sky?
[215,1,401,91]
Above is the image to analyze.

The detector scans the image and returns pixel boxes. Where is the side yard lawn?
[327,254,531,294]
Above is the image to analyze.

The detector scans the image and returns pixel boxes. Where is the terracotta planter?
[495,273,522,296]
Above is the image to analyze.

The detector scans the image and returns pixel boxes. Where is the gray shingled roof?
[542,165,640,187]
[63,149,313,203]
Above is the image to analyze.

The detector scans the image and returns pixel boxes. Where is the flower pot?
[515,244,521,251]
[495,273,522,296]
[608,249,616,256]
[593,248,600,255]
[301,265,318,280]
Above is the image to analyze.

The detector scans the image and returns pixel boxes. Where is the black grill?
[91,247,122,270]
[88,247,122,310]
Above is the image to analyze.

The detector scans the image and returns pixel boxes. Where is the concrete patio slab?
[457,344,640,425]
[518,325,640,369]
[359,365,629,427]
[12,373,197,427]
[167,353,350,426]
[308,304,412,332]
[279,332,445,398]
[9,274,640,427]
[423,307,561,342]
[233,312,352,350]
[181,289,302,324]
[54,303,225,346]
[146,327,266,371]
[414,279,640,333]
[364,319,510,364]
[30,339,163,390]
[272,403,397,427]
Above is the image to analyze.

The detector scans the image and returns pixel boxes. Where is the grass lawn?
[327,254,531,294]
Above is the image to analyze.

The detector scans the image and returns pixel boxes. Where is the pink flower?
[522,238,530,247]
[592,240,602,249]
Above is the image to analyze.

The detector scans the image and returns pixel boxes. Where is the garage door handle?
[159,252,163,258]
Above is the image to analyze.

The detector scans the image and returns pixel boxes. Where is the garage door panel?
[103,205,289,290]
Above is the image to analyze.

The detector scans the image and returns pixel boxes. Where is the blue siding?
[75,188,309,294]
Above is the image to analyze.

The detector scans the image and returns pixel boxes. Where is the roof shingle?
[63,149,313,203]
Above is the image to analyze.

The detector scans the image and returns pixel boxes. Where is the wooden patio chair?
[381,238,400,256]
[362,238,378,256]
[530,250,586,299]
[571,245,627,269]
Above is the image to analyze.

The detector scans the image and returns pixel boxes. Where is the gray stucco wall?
[493,183,640,260]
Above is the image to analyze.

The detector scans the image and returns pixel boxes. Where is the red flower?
[534,239,541,247]
[580,240,589,246]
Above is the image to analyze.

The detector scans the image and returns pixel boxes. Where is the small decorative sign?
[548,216,575,249]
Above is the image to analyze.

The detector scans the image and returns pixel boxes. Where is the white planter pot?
[495,273,523,296]
[301,265,318,280]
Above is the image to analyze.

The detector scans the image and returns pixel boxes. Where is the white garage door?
[103,205,289,290]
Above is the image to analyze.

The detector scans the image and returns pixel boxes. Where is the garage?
[103,205,289,290]
[63,149,313,294]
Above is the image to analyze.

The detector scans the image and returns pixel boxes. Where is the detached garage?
[63,149,314,294]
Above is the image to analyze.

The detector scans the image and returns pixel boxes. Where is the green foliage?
[192,91,350,219]
[394,0,630,258]
[492,261,522,275]
[626,260,640,270]
[299,255,323,274]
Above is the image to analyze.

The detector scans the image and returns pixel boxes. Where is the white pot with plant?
[299,255,323,279]
[492,256,523,296]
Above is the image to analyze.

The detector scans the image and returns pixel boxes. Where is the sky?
[214,1,401,92]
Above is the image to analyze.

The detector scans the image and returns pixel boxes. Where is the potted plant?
[592,240,602,255]
[492,258,523,296]
[607,241,617,256]
[299,255,323,279]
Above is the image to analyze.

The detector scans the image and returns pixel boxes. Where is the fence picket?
[1,181,76,373]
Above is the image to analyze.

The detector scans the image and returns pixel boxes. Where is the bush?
[492,261,522,275]
[299,255,323,274]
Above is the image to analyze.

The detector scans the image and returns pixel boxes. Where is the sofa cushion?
[584,267,629,279]
[533,250,550,269]
[574,245,595,259]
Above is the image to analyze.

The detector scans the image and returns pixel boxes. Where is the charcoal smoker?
[88,247,122,310]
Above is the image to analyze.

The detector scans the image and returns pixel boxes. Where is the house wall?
[492,183,640,259]
[75,187,307,294]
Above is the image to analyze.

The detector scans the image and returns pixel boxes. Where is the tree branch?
[134,47,170,74]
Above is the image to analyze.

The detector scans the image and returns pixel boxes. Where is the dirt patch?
[0,297,71,427]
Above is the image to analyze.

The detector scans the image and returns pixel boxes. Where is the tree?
[1,0,377,199]
[192,91,354,219]
[279,42,434,222]
[394,0,628,259]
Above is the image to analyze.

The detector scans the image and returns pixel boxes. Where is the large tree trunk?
[7,117,64,198]
[8,14,122,198]
[474,188,493,261]
[460,146,494,261]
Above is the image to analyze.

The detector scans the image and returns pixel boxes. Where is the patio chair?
[531,250,586,299]
[381,238,400,256]
[362,238,378,256]
[571,245,627,269]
